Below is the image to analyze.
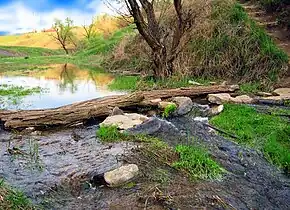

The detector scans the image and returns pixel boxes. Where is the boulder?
[110,107,124,116]
[104,164,139,187]
[208,93,232,104]
[158,101,176,109]
[191,103,210,117]
[101,113,149,130]
[209,105,224,116]
[232,95,254,104]
[208,93,253,104]
[172,97,193,116]
[273,88,290,97]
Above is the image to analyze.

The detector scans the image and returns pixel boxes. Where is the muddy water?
[0,63,126,109]
[0,126,135,203]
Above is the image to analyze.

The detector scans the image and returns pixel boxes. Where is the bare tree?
[52,18,76,54]
[115,0,197,78]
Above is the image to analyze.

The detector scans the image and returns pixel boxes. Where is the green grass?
[96,125,224,180]
[108,76,140,91]
[162,103,177,118]
[210,104,290,172]
[0,45,63,57]
[239,82,262,94]
[0,179,34,210]
[0,84,42,97]
[173,145,224,180]
[77,25,135,56]
[96,125,126,142]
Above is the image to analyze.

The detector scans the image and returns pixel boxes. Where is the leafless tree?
[112,0,198,78]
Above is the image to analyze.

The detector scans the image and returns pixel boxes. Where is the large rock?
[208,93,232,104]
[208,93,253,104]
[191,103,210,117]
[104,164,139,187]
[101,113,149,130]
[273,88,290,96]
[172,97,193,116]
[232,95,254,104]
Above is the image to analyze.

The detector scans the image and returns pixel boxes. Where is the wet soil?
[0,108,290,209]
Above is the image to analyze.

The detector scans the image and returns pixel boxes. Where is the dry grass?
[0,16,128,50]
[108,0,288,85]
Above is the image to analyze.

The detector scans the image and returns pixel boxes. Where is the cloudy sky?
[0,0,119,34]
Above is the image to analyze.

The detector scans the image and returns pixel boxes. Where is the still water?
[0,64,126,110]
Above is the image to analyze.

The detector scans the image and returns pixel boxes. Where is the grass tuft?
[96,125,126,143]
[173,145,224,180]
[162,103,177,118]
[0,179,34,210]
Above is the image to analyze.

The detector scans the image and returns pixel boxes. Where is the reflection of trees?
[58,63,78,93]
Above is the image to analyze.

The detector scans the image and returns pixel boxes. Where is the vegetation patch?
[173,145,224,180]
[0,84,42,97]
[97,126,224,180]
[162,103,177,118]
[0,179,34,210]
[210,104,290,172]
[108,76,139,91]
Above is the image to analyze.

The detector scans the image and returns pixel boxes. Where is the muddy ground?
[0,110,290,209]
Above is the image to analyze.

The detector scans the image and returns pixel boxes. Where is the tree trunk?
[0,85,239,129]
[153,48,173,79]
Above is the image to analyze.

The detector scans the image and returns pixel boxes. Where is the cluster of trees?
[52,0,199,79]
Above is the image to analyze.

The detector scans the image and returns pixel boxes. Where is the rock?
[101,113,149,130]
[232,95,254,104]
[172,97,193,116]
[189,80,202,86]
[257,92,272,97]
[208,93,253,104]
[209,105,224,116]
[210,82,217,85]
[127,117,162,135]
[110,107,124,116]
[273,88,290,97]
[150,98,162,105]
[191,103,210,117]
[104,164,139,187]
[208,93,232,104]
[158,101,176,109]
[31,131,42,136]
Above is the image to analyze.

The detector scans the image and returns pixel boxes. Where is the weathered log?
[0,85,238,129]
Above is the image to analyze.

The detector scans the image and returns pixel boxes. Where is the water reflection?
[0,64,125,110]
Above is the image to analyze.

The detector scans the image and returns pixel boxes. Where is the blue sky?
[0,0,119,34]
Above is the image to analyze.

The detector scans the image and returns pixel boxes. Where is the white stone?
[209,105,224,116]
[101,113,149,130]
[208,93,232,104]
[232,95,254,104]
[104,164,139,187]
[273,88,290,97]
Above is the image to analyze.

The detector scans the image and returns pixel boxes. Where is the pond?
[0,64,126,110]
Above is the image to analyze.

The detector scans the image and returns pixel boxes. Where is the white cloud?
[0,1,120,34]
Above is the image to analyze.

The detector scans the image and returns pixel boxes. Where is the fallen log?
[0,85,239,129]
